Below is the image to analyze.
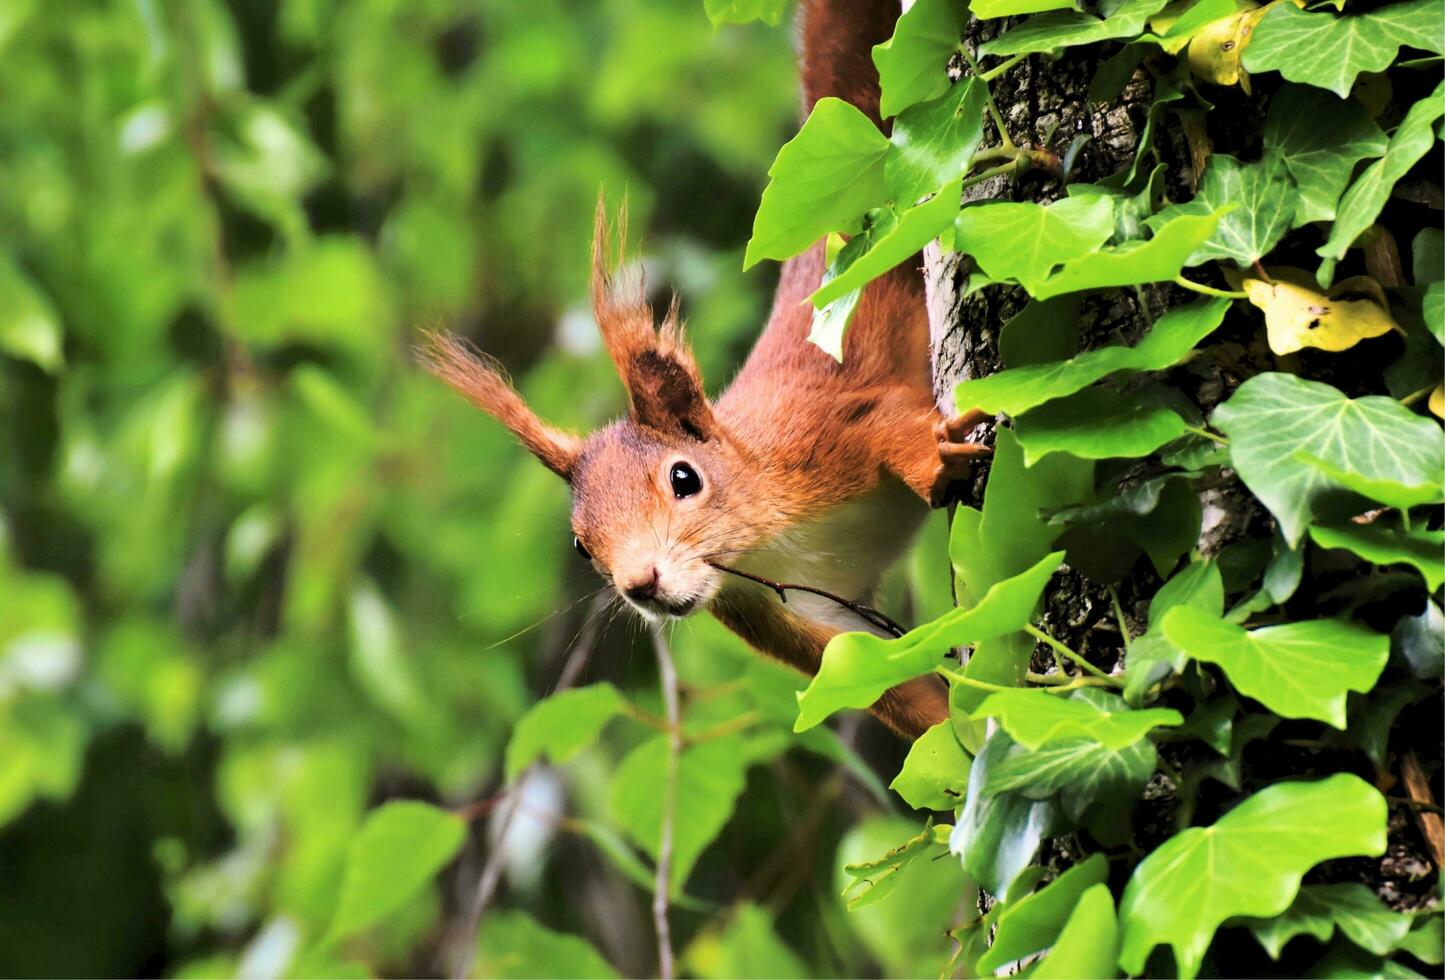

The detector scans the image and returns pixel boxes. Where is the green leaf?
[974,0,1078,19]
[704,0,790,27]
[980,0,1173,57]
[977,854,1110,973]
[1319,82,1445,260]
[1124,558,1227,707]
[1033,884,1121,979]
[1118,774,1388,979]
[1399,913,1445,966]
[1263,86,1388,228]
[346,580,429,728]
[872,0,966,118]
[1297,452,1445,514]
[983,692,1158,822]
[0,256,63,373]
[840,819,951,909]
[953,196,1116,295]
[1028,210,1229,299]
[1016,387,1191,464]
[328,801,466,940]
[1241,0,1445,98]
[955,298,1231,416]
[1160,608,1389,727]
[1146,155,1295,267]
[683,903,808,980]
[610,733,764,888]
[794,551,1064,731]
[1309,522,1444,591]
[1211,373,1445,545]
[950,731,1059,896]
[885,78,987,206]
[975,688,1183,750]
[1391,602,1444,680]
[504,683,628,780]
[810,183,960,308]
[744,98,890,268]
[999,295,1084,368]
[476,910,620,979]
[1244,883,1414,960]
[890,720,971,810]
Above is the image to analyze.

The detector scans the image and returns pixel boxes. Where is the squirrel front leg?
[710,586,949,739]
[868,390,992,507]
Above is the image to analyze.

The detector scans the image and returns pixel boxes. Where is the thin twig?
[448,593,610,979]
[707,560,906,637]
[651,628,682,980]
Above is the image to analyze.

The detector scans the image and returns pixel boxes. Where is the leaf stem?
[1106,584,1132,656]
[1174,275,1248,299]
[1182,424,1229,446]
[960,161,1018,192]
[1401,383,1435,407]
[980,53,1026,82]
[957,45,1015,150]
[1025,671,1123,691]
[1024,625,1122,686]
[935,666,1011,692]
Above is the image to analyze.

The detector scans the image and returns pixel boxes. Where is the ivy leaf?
[840,819,951,909]
[703,0,790,26]
[1034,884,1122,979]
[952,196,1116,295]
[980,0,1173,57]
[956,297,1231,416]
[1308,522,1445,591]
[744,98,890,268]
[1296,452,1445,514]
[890,720,972,810]
[1015,387,1192,464]
[1146,155,1296,267]
[0,257,63,374]
[1160,608,1389,727]
[1244,883,1415,959]
[810,182,960,308]
[974,688,1183,750]
[872,0,966,119]
[983,690,1158,822]
[808,234,869,362]
[477,911,620,980]
[885,78,987,206]
[1241,0,1445,98]
[950,731,1060,896]
[1029,210,1229,299]
[1319,82,1445,260]
[1240,269,1397,355]
[1117,773,1389,979]
[794,552,1064,731]
[977,854,1110,973]
[974,0,1078,19]
[1184,0,1267,88]
[611,733,768,888]
[1263,86,1387,227]
[505,683,627,780]
[328,800,466,940]
[1391,601,1444,680]
[1211,373,1445,544]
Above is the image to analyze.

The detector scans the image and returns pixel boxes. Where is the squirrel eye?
[669,462,703,498]
[573,536,591,560]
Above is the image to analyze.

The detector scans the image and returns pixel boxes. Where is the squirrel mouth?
[628,594,699,618]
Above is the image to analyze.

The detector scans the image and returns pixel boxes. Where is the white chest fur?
[734,475,928,634]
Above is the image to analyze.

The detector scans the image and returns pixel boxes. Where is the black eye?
[669,462,702,498]
[574,536,591,560]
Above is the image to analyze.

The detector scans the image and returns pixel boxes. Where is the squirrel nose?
[623,567,660,602]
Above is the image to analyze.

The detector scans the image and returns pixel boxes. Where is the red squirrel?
[422,0,988,738]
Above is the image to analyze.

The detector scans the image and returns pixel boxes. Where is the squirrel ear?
[418,331,582,481]
[590,197,720,441]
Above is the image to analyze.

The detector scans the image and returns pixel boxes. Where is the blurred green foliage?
[0,1,965,976]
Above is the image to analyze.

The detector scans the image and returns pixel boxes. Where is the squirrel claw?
[929,409,993,507]
[934,407,991,443]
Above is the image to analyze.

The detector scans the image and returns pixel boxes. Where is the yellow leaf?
[1186,0,1264,88]
[1238,267,1398,355]
[1429,385,1444,419]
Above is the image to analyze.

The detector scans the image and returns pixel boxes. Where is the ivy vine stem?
[1182,423,1229,445]
[1174,275,1248,299]
[979,53,1025,82]
[1106,584,1132,656]
[957,44,1015,150]
[1023,625,1123,687]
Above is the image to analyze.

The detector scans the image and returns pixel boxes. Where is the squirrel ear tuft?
[417,330,582,480]
[590,197,719,441]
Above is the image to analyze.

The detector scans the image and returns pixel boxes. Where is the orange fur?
[421,0,986,740]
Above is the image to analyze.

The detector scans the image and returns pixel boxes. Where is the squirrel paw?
[929,408,992,506]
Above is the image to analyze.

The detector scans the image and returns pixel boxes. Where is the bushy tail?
[797,0,902,129]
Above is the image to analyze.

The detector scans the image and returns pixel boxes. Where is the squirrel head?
[420,201,753,619]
